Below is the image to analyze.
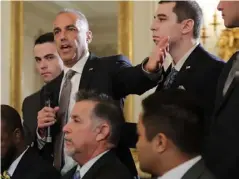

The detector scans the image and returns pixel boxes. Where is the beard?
[64,145,76,157]
[1,145,17,172]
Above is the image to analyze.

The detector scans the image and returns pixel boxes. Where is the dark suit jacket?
[182,159,216,179]
[156,44,225,134]
[10,147,60,179]
[61,150,133,179]
[204,52,239,179]
[23,53,157,177]
[22,90,41,146]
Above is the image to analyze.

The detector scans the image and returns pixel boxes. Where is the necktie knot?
[171,67,178,74]
[163,67,178,89]
[65,70,75,80]
[73,170,81,179]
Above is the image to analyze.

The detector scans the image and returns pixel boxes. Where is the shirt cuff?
[141,57,164,82]
[36,128,46,149]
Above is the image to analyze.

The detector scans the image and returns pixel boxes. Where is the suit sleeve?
[22,97,35,146]
[38,167,61,179]
[112,55,158,98]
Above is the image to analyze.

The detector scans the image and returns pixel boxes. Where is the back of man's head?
[1,104,24,135]
[158,0,203,39]
[1,105,24,171]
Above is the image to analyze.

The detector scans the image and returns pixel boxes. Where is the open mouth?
[152,36,160,44]
[41,72,51,76]
[153,39,159,45]
[60,44,72,52]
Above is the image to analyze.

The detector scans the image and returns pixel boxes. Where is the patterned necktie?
[1,171,11,179]
[223,52,239,96]
[73,170,81,179]
[53,70,75,170]
[163,67,179,89]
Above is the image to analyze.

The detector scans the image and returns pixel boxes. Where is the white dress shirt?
[7,147,29,176]
[157,155,202,179]
[163,42,199,72]
[60,52,90,174]
[74,150,109,178]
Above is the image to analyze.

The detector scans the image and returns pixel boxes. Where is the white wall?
[22,9,53,100]
[1,1,11,104]
[132,1,158,122]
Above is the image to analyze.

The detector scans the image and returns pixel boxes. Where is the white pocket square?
[178,85,186,90]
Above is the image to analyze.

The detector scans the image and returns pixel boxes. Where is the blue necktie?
[163,67,179,89]
[73,170,81,179]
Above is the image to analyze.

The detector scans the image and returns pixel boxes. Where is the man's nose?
[150,20,157,31]
[39,60,47,69]
[59,30,67,42]
[63,122,72,133]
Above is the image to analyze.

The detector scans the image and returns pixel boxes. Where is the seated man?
[62,90,133,179]
[136,89,216,179]
[1,105,60,179]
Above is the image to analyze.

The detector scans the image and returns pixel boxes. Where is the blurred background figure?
[204,1,239,179]
[1,104,60,179]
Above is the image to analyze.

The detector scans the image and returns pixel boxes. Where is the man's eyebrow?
[65,24,76,29]
[157,13,167,18]
[44,54,55,59]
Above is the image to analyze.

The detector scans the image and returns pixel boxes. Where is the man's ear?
[96,123,110,142]
[181,19,194,36]
[86,31,93,44]
[152,133,168,153]
[13,128,22,143]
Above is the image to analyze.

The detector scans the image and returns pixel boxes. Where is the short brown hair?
[159,0,203,39]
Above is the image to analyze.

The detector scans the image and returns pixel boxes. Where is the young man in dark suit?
[137,90,216,179]
[204,1,239,179]
[61,90,132,179]
[22,32,63,146]
[36,9,168,176]
[152,1,224,132]
[1,105,60,179]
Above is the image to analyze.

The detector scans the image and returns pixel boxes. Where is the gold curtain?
[118,1,134,123]
[10,1,24,114]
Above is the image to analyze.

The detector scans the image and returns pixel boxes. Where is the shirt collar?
[157,155,202,179]
[63,51,89,76]
[163,42,199,72]
[7,147,29,176]
[75,150,109,178]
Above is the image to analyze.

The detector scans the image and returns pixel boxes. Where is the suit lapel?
[182,159,205,179]
[171,45,202,89]
[81,151,114,179]
[11,148,35,179]
[214,54,237,115]
[79,53,98,91]
[171,63,192,89]
[62,166,77,179]
[40,72,64,107]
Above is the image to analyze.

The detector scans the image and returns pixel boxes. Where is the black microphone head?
[43,86,52,107]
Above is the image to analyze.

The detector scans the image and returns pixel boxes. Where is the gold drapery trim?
[118,1,134,123]
[217,28,239,61]
[10,1,24,114]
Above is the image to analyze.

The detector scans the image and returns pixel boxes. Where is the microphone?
[44,91,52,143]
